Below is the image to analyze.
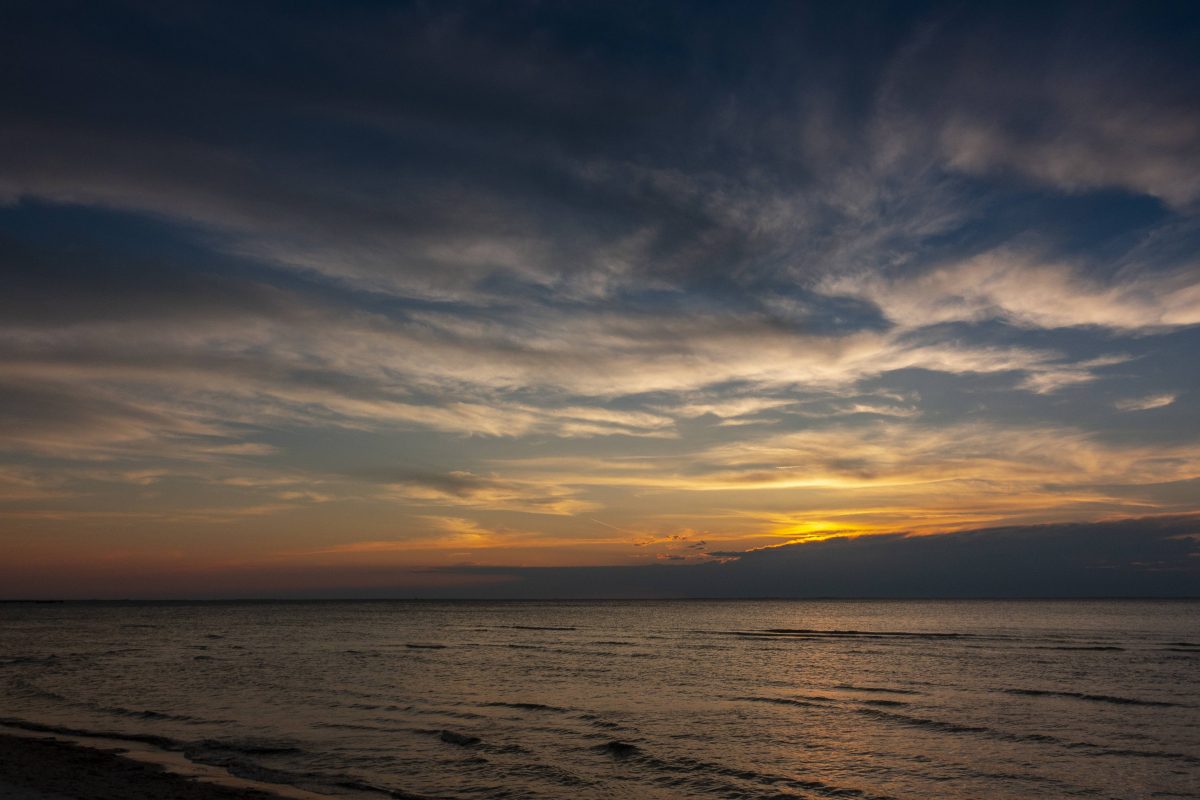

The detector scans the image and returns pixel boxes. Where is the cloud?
[1115,394,1178,412]
[872,5,1200,206]
[0,1,1198,582]
[940,110,1200,208]
[7,1,1194,305]
[0,467,68,502]
[352,468,597,515]
[428,516,1200,599]
[502,420,1200,496]
[5,257,1127,472]
[819,251,1200,332]
[6,514,1194,600]
[299,517,518,554]
[0,377,271,461]
[485,419,1200,541]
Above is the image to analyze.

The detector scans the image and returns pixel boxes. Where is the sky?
[1,1,1199,598]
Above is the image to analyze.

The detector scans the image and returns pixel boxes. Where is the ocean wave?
[9,680,70,703]
[410,707,487,721]
[0,716,178,750]
[1001,688,1184,707]
[438,729,481,746]
[1072,745,1200,765]
[732,695,824,708]
[195,737,302,756]
[504,760,597,788]
[8,681,231,725]
[595,739,900,800]
[99,705,236,725]
[336,777,447,800]
[1029,645,1125,651]
[857,707,1200,764]
[596,740,639,758]
[855,706,1054,741]
[758,628,976,639]
[0,655,60,666]
[506,625,577,631]
[575,713,622,730]
[482,701,569,713]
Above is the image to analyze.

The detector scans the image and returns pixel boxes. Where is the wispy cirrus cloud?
[819,251,1200,332]
[1115,393,1178,412]
[354,468,597,516]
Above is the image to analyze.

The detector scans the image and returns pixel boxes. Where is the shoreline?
[0,728,335,800]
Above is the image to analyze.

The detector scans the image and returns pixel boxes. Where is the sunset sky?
[2,1,1199,597]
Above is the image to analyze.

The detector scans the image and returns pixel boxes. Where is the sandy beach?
[0,733,307,800]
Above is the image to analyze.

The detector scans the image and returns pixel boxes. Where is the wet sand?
[0,733,302,800]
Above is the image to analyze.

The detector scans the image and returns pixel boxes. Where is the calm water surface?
[1,600,1198,799]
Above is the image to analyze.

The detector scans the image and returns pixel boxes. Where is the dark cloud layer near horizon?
[3,516,1195,600]
[419,516,1200,600]
[1,1,1199,595]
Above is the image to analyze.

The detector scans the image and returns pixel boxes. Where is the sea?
[1,600,1197,799]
